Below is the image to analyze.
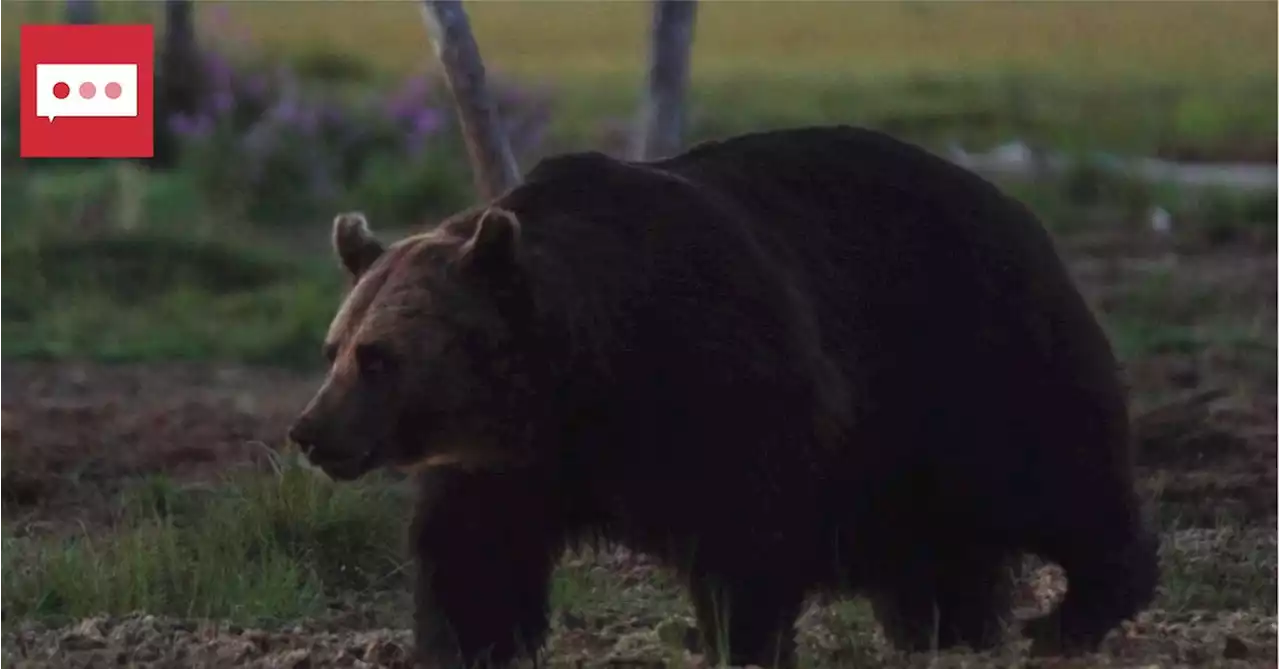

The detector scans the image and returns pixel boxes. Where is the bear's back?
[647,125,1065,318]
[648,126,1118,389]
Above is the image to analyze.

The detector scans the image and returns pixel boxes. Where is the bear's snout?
[286,419,316,451]
[287,412,378,480]
[288,414,338,459]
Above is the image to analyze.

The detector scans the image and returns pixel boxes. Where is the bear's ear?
[457,206,521,274]
[332,212,385,279]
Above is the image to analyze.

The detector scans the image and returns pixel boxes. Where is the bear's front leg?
[686,550,808,669]
[412,470,564,668]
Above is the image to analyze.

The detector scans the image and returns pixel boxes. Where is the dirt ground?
[2,250,1276,668]
[1,362,318,531]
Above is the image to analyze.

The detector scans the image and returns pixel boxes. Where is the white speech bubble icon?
[36,63,138,122]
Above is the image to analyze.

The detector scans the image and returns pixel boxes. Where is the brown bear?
[288,125,1158,668]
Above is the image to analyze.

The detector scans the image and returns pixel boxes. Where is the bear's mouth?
[303,445,384,481]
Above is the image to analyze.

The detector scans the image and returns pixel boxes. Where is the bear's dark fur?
[289,125,1158,668]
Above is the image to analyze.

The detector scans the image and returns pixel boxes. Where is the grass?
[0,448,694,630]
[2,450,412,626]
[1,220,344,367]
[1158,524,1278,613]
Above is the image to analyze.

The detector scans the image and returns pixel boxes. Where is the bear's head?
[288,209,537,481]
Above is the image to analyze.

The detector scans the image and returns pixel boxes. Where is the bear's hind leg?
[687,559,807,669]
[866,575,936,652]
[1024,501,1159,656]
[412,471,564,668]
[932,547,1017,651]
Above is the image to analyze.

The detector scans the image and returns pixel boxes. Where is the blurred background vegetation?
[1,0,1275,368]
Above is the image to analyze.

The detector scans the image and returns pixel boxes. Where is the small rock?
[1223,635,1250,659]
[1182,644,1210,664]
[216,639,258,664]
[59,637,108,652]
[246,629,271,651]
[990,140,1035,166]
[365,639,410,665]
[233,393,259,414]
[655,617,701,653]
[1149,206,1173,234]
[59,619,107,651]
[279,648,312,669]
[73,618,107,637]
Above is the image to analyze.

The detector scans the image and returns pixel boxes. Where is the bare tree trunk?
[65,0,97,25]
[154,0,202,168]
[420,0,522,201]
[631,0,698,161]
[162,0,196,56]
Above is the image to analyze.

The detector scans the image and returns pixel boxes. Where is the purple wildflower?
[212,90,235,116]
[201,50,235,91]
[413,108,445,136]
[239,121,278,181]
[318,101,346,128]
[268,96,301,125]
[265,94,320,135]
[169,113,214,140]
[384,76,433,123]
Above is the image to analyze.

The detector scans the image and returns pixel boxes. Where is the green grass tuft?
[2,453,411,626]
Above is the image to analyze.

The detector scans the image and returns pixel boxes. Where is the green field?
[4,0,1276,154]
[2,2,1277,667]
[9,0,1275,78]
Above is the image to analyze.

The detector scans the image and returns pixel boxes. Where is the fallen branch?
[948,141,1278,193]
[1132,386,1232,456]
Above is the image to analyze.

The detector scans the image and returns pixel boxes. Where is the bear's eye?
[322,342,339,365]
[355,342,396,378]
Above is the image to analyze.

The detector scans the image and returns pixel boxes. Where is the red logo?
[20,24,155,159]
